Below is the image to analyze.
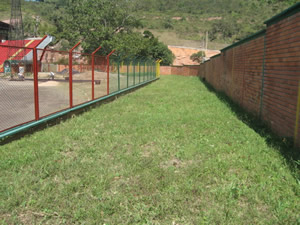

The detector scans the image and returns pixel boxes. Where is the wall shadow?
[198,77,299,178]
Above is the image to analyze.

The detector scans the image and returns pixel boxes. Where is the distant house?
[0,21,10,41]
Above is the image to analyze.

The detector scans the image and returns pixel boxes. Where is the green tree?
[61,0,139,52]
[58,0,174,64]
[101,31,174,65]
[190,51,205,63]
[23,15,35,37]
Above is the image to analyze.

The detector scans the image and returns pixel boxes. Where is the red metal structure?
[106,50,115,95]
[0,40,157,137]
[69,41,81,108]
[33,35,47,120]
[92,45,102,100]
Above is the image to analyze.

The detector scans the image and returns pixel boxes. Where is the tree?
[23,15,35,37]
[144,31,174,65]
[190,51,205,63]
[59,1,174,64]
[100,31,174,65]
[61,0,139,52]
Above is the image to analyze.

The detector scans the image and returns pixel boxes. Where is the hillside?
[0,0,298,51]
[0,0,10,20]
[134,0,298,48]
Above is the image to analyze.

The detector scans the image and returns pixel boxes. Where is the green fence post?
[154,61,156,78]
[151,62,154,79]
[133,58,136,85]
[146,60,148,81]
[117,57,120,91]
[142,57,146,82]
[150,61,152,80]
[150,60,152,80]
[147,60,150,81]
[144,60,146,82]
[150,61,152,79]
[138,59,141,84]
[126,58,129,88]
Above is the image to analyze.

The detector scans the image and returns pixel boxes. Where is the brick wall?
[160,65,199,76]
[263,11,300,139]
[242,34,265,115]
[199,3,300,145]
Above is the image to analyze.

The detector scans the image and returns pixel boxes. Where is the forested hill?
[133,0,298,43]
[134,0,296,14]
[0,0,298,64]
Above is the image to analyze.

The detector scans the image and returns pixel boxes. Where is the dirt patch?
[160,158,201,169]
[172,17,182,20]
[61,150,77,159]
[201,17,222,21]
[18,210,60,224]
[18,211,37,224]
[0,213,12,224]
[39,81,60,87]
[141,142,157,157]
[72,71,108,80]
[160,158,183,169]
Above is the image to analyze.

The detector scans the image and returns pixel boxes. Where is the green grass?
[1,76,299,224]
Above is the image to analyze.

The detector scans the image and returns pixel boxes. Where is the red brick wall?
[262,12,300,138]
[242,35,265,115]
[160,65,199,76]
[160,66,172,75]
[200,8,300,144]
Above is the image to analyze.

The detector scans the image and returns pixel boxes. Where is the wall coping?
[211,54,221,59]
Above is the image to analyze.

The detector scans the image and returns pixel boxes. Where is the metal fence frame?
[0,41,160,139]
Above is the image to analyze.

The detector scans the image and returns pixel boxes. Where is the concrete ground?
[0,77,106,132]
[0,79,35,132]
[0,71,136,132]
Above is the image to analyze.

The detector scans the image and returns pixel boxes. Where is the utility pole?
[205,31,208,50]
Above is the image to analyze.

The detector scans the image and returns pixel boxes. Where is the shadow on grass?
[199,77,299,178]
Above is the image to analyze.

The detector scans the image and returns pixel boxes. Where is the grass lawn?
[0,76,299,224]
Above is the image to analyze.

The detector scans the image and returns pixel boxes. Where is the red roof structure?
[0,39,42,72]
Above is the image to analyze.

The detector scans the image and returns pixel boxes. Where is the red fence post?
[32,35,47,121]
[33,47,39,121]
[69,41,81,108]
[106,50,115,95]
[92,45,102,100]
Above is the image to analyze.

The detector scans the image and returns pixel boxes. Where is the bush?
[190,51,205,63]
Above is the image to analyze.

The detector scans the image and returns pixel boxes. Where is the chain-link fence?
[0,45,35,132]
[0,42,158,134]
[37,48,70,118]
